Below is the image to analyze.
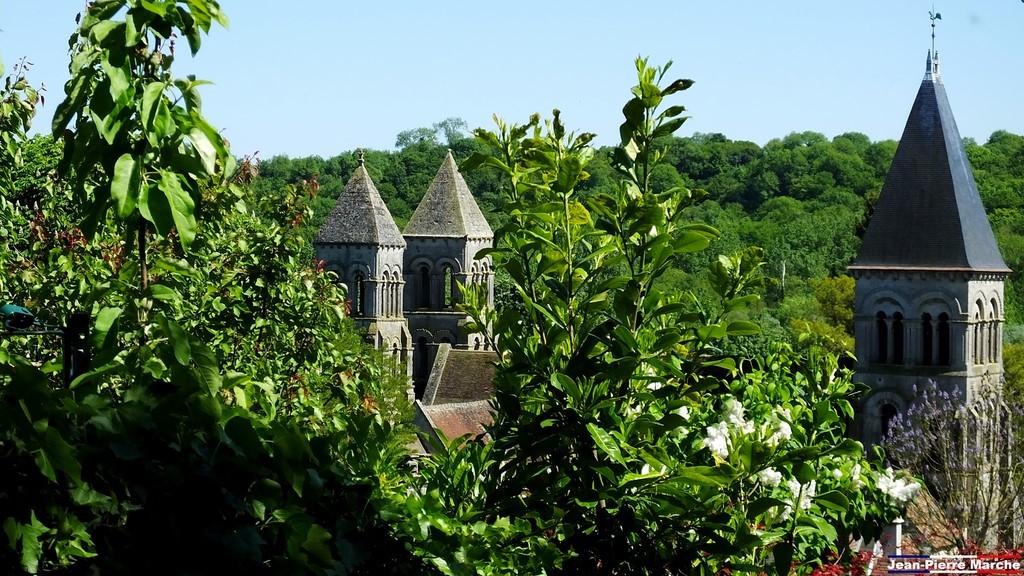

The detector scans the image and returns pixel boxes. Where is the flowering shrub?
[398,59,912,576]
[885,380,1024,549]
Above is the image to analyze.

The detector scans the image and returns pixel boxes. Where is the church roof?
[314,157,405,247]
[414,400,493,449]
[421,345,497,405]
[403,150,493,238]
[851,52,1009,273]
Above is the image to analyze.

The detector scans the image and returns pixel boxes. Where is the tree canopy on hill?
[251,125,1024,350]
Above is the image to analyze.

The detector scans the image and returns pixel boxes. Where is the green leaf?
[724,294,759,313]
[33,448,57,483]
[567,200,590,225]
[657,104,687,120]
[676,465,732,487]
[159,169,197,249]
[89,20,123,44]
[191,340,222,394]
[188,127,217,175]
[110,153,141,218]
[92,306,122,349]
[164,318,192,365]
[140,81,166,132]
[815,490,850,513]
[10,512,48,573]
[620,471,664,490]
[747,496,787,519]
[100,58,132,106]
[652,117,688,139]
[53,62,97,133]
[726,321,760,336]
[621,97,645,131]
[661,78,695,95]
[149,98,175,144]
[774,541,793,576]
[793,461,815,484]
[674,230,713,253]
[148,284,180,303]
[587,423,626,466]
[302,524,333,563]
[225,415,263,456]
[140,181,174,237]
[140,0,170,16]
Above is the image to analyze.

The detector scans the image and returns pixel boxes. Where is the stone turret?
[403,150,495,397]
[315,153,412,377]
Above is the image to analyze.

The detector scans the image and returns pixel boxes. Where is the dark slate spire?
[404,150,493,238]
[851,51,1009,272]
[315,155,405,247]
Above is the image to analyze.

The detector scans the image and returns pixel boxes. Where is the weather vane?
[929,7,941,55]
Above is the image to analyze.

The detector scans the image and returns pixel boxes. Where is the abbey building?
[313,150,495,401]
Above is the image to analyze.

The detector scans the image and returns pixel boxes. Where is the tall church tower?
[403,150,495,398]
[849,51,1011,447]
[314,153,412,376]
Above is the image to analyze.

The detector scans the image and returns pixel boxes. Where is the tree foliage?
[1,2,417,573]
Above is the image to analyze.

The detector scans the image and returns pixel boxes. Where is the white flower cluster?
[781,478,816,519]
[724,397,755,434]
[764,408,792,447]
[758,467,783,487]
[701,396,753,459]
[834,463,866,490]
[877,467,920,504]
[702,421,731,459]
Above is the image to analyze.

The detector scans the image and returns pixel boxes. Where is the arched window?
[474,337,481,350]
[393,270,401,315]
[880,403,899,441]
[989,298,998,363]
[973,312,981,365]
[389,272,399,317]
[354,272,366,316]
[443,266,454,308]
[892,312,904,365]
[921,313,933,366]
[414,337,429,399]
[938,313,951,366]
[385,274,393,315]
[876,312,888,363]
[419,266,430,308]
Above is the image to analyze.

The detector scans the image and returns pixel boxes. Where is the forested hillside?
[250,125,1024,354]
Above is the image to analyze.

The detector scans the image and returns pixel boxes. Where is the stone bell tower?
[849,50,1010,448]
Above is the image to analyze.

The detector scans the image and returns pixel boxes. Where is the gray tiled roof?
[852,53,1009,272]
[422,344,497,405]
[314,163,405,247]
[403,150,493,238]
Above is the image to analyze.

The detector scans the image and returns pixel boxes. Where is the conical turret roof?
[404,150,493,238]
[851,52,1009,272]
[315,157,405,247]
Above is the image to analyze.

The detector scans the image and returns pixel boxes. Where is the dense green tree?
[395,126,439,149]
[1,3,419,573]
[393,59,912,576]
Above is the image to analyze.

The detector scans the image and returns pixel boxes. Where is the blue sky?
[1,1,1022,159]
